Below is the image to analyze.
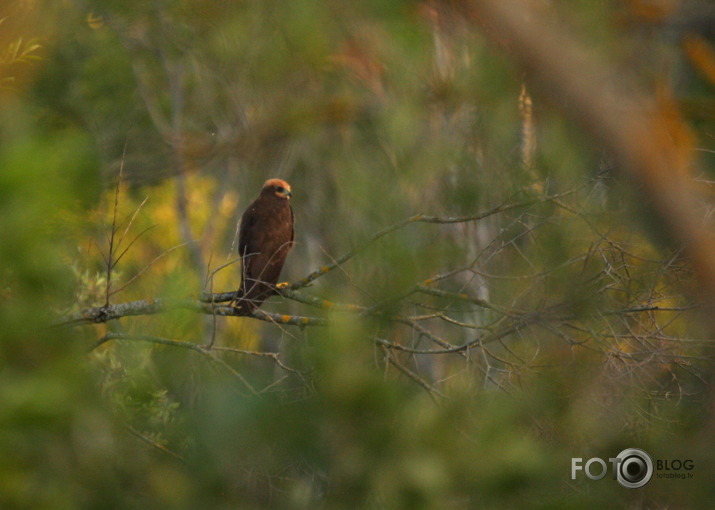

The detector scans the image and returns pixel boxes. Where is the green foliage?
[1,1,714,509]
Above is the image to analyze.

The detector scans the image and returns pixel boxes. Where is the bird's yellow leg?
[276,282,289,289]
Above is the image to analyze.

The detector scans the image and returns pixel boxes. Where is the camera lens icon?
[615,448,653,488]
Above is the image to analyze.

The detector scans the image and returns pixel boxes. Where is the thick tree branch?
[64,191,576,328]
[61,298,327,327]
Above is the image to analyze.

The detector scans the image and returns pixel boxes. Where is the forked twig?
[109,242,189,297]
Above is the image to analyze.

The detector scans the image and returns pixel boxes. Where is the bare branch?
[212,345,301,375]
[469,0,715,327]
[114,195,151,262]
[60,297,327,328]
[380,345,445,402]
[113,224,157,267]
[109,242,189,297]
[415,284,520,316]
[290,188,580,290]
[95,332,259,395]
[104,142,127,306]
[127,425,186,463]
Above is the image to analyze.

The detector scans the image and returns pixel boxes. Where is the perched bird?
[234,178,295,315]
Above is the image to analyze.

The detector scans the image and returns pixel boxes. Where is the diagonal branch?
[289,188,579,290]
[469,0,715,328]
[380,345,446,402]
[96,332,259,395]
[109,242,189,297]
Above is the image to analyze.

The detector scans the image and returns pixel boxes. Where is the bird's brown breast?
[235,190,294,312]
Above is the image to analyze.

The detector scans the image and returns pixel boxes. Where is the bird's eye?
[276,186,285,193]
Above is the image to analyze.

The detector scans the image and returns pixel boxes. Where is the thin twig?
[290,189,579,290]
[127,425,185,463]
[380,345,445,403]
[104,141,127,306]
[109,242,188,297]
[96,332,259,395]
[113,195,151,264]
[212,346,301,374]
[113,224,157,267]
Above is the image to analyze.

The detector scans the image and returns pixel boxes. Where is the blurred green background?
[1,1,714,508]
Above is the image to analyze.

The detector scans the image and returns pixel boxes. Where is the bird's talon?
[276,282,289,290]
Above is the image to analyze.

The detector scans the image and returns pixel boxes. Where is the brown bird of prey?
[233,178,295,315]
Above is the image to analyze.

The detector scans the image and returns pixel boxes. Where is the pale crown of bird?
[263,178,292,199]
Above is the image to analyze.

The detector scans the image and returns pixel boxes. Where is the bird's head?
[262,178,292,199]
